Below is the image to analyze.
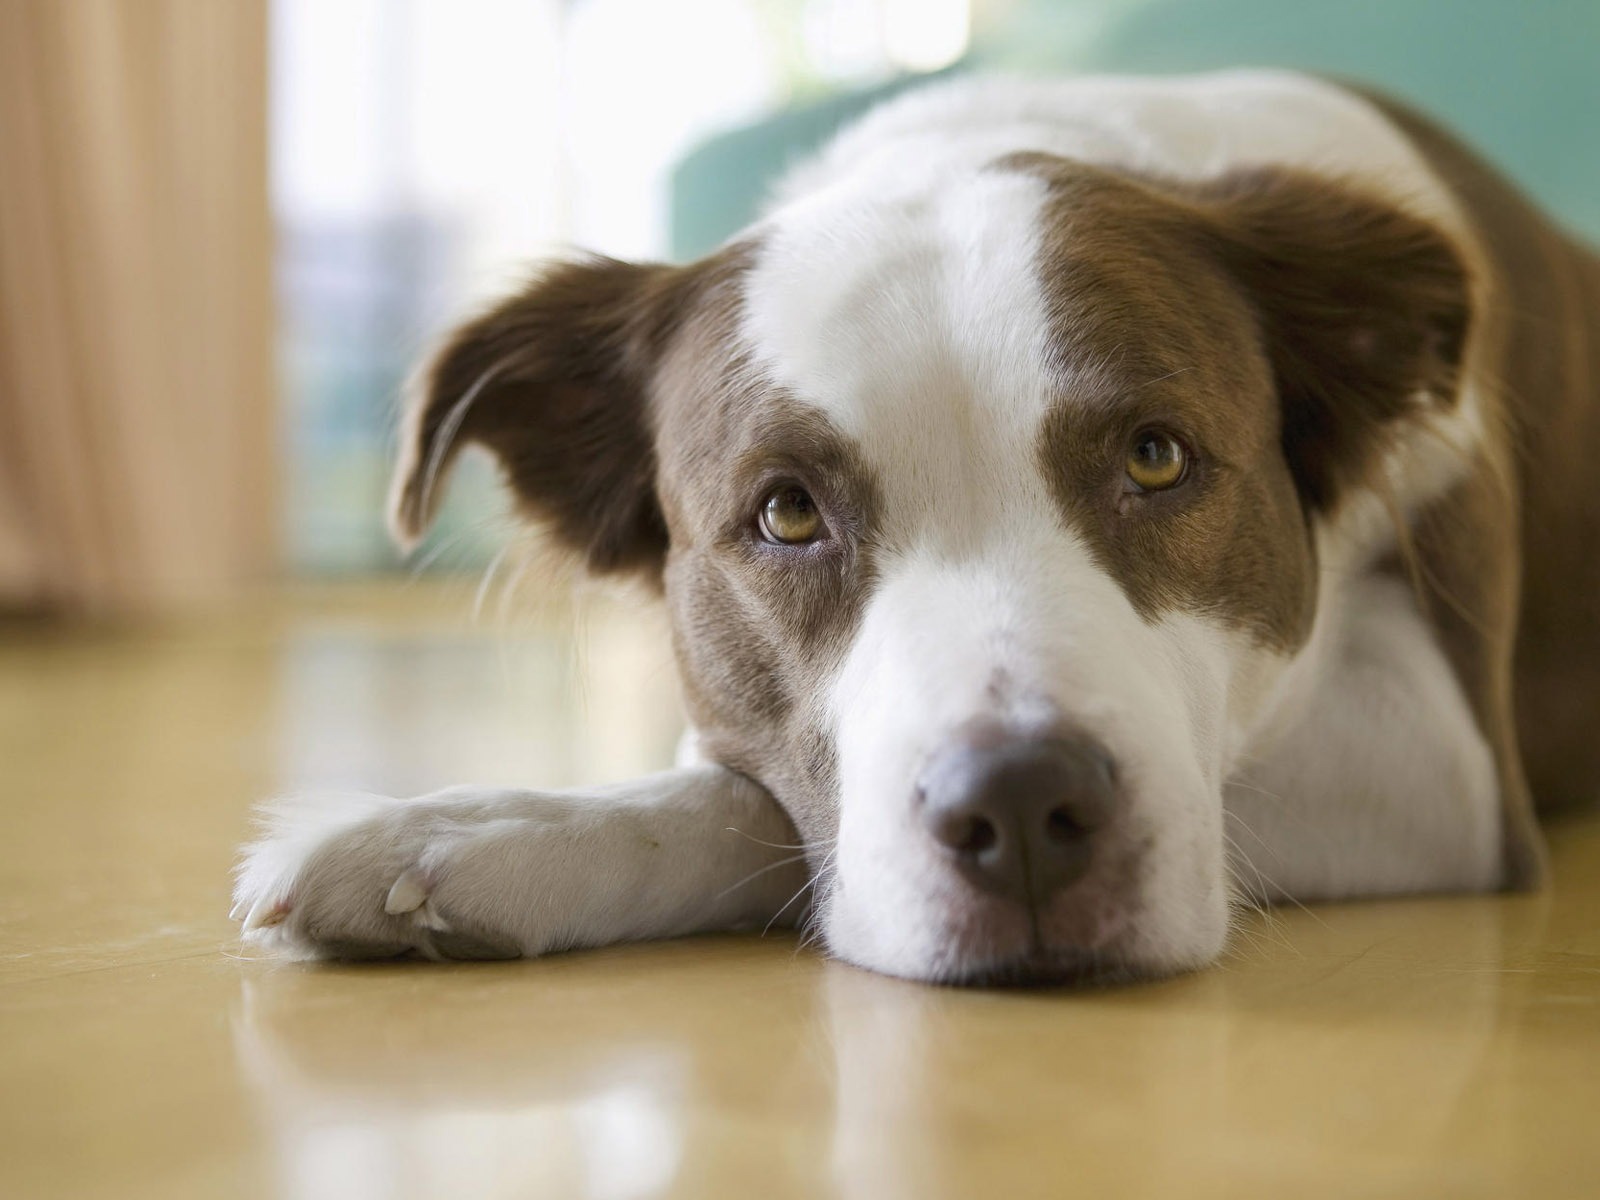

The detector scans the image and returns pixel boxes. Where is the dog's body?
[236,72,1600,984]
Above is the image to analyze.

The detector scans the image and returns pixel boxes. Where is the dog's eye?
[759,485,823,544]
[1125,429,1189,492]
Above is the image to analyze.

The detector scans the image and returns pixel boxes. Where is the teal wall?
[673,0,1600,260]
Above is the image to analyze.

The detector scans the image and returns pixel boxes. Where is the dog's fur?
[235,72,1600,984]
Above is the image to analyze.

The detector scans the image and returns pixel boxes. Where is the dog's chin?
[821,892,1228,988]
[824,938,1196,989]
[909,933,1211,988]
[935,947,1150,989]
[822,917,1206,988]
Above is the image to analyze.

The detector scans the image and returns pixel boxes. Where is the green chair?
[672,0,1600,261]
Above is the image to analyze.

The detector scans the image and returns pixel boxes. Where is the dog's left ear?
[388,254,720,578]
[1199,170,1474,512]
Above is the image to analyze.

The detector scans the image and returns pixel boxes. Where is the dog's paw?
[232,792,526,962]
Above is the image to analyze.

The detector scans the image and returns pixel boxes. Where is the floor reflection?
[233,967,692,1199]
[272,595,685,799]
[228,937,835,1200]
[815,890,1529,1198]
[229,873,1552,1198]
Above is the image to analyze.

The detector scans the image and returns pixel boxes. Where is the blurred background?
[4,12,1598,1194]
[3,0,1597,618]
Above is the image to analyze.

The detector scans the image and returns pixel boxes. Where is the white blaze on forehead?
[741,165,1054,413]
[741,166,1059,553]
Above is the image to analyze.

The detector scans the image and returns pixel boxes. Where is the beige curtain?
[0,0,276,615]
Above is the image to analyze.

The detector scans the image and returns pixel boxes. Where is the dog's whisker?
[762,874,818,937]
[472,541,514,624]
[711,853,809,902]
[723,827,815,852]
[1224,806,1281,855]
[1222,833,1312,956]
[1225,778,1286,802]
[1222,872,1297,957]
[406,523,480,577]
[1129,364,1195,391]
[790,861,837,957]
[1224,824,1328,931]
[1222,831,1270,899]
[1227,782,1341,853]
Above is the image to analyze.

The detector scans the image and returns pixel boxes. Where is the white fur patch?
[821,528,1243,979]
[233,791,403,951]
[1225,569,1504,901]
[232,770,810,961]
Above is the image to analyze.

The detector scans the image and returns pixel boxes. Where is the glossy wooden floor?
[2,582,1598,1199]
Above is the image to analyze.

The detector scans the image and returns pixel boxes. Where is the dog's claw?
[415,898,452,932]
[242,897,291,932]
[385,868,430,915]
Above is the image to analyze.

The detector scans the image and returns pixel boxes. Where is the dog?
[234,71,1599,984]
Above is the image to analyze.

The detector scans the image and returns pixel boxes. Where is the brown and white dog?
[234,72,1599,984]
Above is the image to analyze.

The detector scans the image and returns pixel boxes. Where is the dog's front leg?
[232,766,810,961]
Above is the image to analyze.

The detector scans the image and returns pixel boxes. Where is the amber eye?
[759,485,823,544]
[1125,429,1189,491]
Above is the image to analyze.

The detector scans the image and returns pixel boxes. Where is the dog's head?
[390,155,1470,983]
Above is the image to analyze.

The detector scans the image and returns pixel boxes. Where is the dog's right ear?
[389,255,703,577]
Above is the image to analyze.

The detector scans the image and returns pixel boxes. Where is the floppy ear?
[388,255,697,577]
[1199,170,1474,512]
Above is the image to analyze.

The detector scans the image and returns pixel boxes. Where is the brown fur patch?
[1009,154,1474,651]
[651,301,884,840]
[1360,88,1600,885]
[1019,159,1313,649]
[1385,459,1541,887]
[390,248,748,578]
[1004,152,1473,522]
[1189,167,1472,514]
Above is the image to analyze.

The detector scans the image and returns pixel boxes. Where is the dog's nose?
[915,729,1117,905]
